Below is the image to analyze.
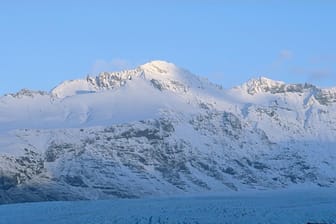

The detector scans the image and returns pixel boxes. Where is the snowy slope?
[1,60,336,203]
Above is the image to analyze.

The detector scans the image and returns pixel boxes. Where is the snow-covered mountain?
[1,60,336,204]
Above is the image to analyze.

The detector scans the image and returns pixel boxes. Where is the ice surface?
[0,189,335,224]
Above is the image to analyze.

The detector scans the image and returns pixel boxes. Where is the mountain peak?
[241,76,317,95]
[6,88,49,98]
[51,60,199,98]
[246,76,284,88]
[139,60,181,75]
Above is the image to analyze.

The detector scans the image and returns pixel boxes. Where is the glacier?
[0,188,335,224]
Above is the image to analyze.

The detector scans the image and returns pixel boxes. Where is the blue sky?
[1,1,336,95]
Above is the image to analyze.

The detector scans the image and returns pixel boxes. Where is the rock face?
[1,61,336,204]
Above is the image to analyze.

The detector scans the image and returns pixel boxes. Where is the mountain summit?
[1,61,336,203]
[239,76,318,95]
[51,60,197,98]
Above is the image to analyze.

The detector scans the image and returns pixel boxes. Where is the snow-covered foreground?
[0,188,335,224]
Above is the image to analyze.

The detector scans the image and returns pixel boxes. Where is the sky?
[1,1,336,95]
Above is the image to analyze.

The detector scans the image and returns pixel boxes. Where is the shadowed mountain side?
[1,117,335,204]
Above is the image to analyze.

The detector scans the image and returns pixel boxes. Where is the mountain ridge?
[4,60,336,102]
